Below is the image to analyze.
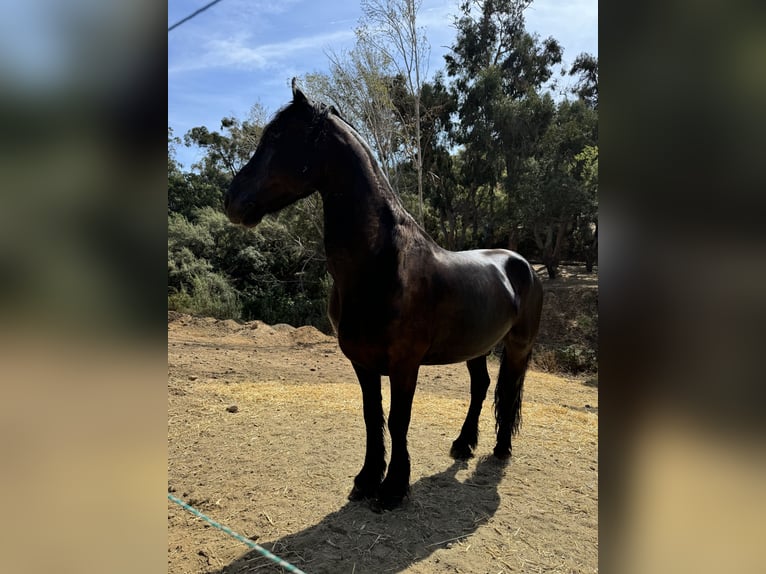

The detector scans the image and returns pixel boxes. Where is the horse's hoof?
[450,441,475,460]
[492,445,512,460]
[348,484,375,501]
[370,493,407,513]
[348,487,365,501]
[369,481,409,512]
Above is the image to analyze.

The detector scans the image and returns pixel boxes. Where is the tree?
[566,53,598,271]
[571,144,598,272]
[445,0,563,251]
[168,127,190,216]
[359,0,430,225]
[519,99,597,278]
[307,44,405,187]
[183,105,266,178]
[171,109,268,221]
[569,53,598,109]
[417,74,464,248]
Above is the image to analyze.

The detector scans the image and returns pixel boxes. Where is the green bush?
[168,270,241,319]
[555,344,597,374]
[167,205,331,329]
[531,344,597,375]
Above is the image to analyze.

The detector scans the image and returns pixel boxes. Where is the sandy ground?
[167,311,597,573]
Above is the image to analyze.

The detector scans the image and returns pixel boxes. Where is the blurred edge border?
[0,2,168,573]
[600,1,766,573]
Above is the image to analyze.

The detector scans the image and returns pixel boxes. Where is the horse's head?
[225,79,326,227]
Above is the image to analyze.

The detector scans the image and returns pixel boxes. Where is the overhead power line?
[169,0,225,32]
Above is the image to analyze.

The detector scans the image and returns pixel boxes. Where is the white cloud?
[169,28,355,74]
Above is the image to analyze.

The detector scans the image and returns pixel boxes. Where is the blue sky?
[168,0,597,169]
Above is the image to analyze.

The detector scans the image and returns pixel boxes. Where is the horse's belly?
[421,296,516,364]
[422,320,512,364]
[422,340,501,364]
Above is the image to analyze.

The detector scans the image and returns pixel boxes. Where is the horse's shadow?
[215,456,507,573]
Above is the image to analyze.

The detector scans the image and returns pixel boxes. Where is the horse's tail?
[494,258,543,456]
[494,348,530,439]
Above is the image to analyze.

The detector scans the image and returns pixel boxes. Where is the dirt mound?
[293,325,335,345]
[245,322,334,347]
[219,319,241,331]
[169,312,335,348]
[168,312,218,328]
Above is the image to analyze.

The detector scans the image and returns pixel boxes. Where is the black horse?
[225,80,543,511]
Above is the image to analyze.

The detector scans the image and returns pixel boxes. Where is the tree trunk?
[415,96,424,226]
[585,222,597,273]
[537,220,568,280]
[542,249,558,279]
[547,220,569,279]
[536,225,558,279]
[545,264,558,279]
[507,225,519,251]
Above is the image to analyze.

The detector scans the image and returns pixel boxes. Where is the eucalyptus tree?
[183,104,267,177]
[569,53,598,110]
[568,54,598,271]
[445,0,563,249]
[519,99,597,278]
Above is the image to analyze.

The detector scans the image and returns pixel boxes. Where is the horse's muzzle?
[225,195,264,228]
[223,192,242,224]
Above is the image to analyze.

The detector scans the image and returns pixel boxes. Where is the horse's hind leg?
[450,355,491,459]
[348,364,386,501]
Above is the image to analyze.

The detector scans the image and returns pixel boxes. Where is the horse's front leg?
[373,365,419,511]
[348,364,386,501]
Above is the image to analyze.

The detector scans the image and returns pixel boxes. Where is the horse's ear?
[292,77,309,106]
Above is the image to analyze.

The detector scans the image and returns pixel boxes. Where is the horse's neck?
[318,120,420,268]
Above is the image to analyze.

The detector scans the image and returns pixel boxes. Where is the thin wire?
[168,493,307,574]
[169,0,225,32]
